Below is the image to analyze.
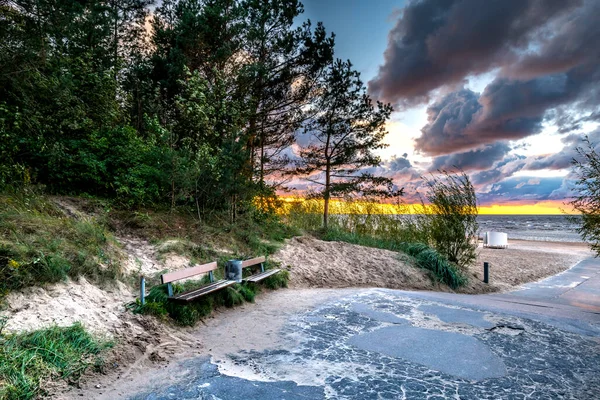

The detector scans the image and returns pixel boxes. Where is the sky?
[295,0,600,213]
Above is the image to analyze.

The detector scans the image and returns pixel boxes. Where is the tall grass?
[0,190,121,300]
[0,321,111,400]
[401,243,467,289]
[110,204,299,260]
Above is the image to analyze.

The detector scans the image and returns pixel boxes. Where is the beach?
[274,236,593,294]
[472,239,593,291]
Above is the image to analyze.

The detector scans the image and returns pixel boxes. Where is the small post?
[139,275,146,305]
[209,270,214,283]
[167,283,174,297]
[483,262,490,284]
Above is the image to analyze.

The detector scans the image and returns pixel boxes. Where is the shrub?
[263,269,290,289]
[401,243,467,289]
[420,171,479,269]
[569,136,600,256]
[0,322,111,400]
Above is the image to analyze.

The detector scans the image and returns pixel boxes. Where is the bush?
[401,243,467,289]
[420,171,479,269]
[263,269,290,289]
[569,136,600,256]
[0,322,112,400]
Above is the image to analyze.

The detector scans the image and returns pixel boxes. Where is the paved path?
[125,259,600,399]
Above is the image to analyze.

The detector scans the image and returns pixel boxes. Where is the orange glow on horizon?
[277,196,576,215]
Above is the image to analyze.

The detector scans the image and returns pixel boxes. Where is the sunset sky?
[292,0,600,213]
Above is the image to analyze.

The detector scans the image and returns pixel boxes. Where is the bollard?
[483,262,489,284]
[140,275,146,305]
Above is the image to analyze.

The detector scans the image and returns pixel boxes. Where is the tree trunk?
[324,162,331,230]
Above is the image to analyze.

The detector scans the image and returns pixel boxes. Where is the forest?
[0,0,398,223]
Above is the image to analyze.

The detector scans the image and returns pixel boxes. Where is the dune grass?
[400,243,467,289]
[110,206,299,262]
[0,190,121,301]
[0,320,111,400]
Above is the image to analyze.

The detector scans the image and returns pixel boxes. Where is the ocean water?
[477,215,582,243]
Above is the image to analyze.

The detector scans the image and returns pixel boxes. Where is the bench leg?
[167,282,174,297]
[140,275,146,305]
[260,262,265,273]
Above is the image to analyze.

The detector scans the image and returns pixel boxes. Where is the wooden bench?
[240,256,281,283]
[160,261,236,303]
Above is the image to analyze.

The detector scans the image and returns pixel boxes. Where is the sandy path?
[61,288,350,399]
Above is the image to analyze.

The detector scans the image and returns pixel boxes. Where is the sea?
[477,215,582,243]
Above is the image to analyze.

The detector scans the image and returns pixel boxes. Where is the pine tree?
[298,59,399,229]
[241,0,334,187]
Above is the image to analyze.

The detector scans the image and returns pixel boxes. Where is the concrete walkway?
[122,258,600,399]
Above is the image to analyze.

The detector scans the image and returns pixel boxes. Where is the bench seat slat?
[169,279,236,302]
[241,256,266,268]
[244,268,281,283]
[161,261,218,284]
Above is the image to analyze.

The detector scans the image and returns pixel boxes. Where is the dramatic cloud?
[428,142,511,172]
[372,0,599,163]
[368,0,579,105]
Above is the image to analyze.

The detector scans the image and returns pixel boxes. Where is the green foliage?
[0,322,112,400]
[320,227,405,252]
[401,243,467,289]
[0,191,121,300]
[569,136,600,256]
[420,171,479,269]
[262,270,290,290]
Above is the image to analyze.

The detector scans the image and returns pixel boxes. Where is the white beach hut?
[483,231,508,249]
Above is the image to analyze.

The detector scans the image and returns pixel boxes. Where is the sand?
[273,236,448,292]
[274,236,593,294]
[472,239,593,291]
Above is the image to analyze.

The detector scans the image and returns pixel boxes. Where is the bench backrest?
[241,256,266,269]
[161,261,218,284]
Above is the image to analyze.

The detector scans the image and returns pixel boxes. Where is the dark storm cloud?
[469,155,526,187]
[416,58,600,155]
[368,0,579,105]
[416,86,544,155]
[388,155,412,171]
[428,142,511,172]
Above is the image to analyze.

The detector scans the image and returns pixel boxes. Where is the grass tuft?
[401,243,467,289]
[0,322,111,400]
[262,269,290,289]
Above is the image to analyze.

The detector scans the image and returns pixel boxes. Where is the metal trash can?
[226,260,243,283]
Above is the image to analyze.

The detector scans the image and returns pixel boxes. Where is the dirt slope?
[273,236,451,291]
